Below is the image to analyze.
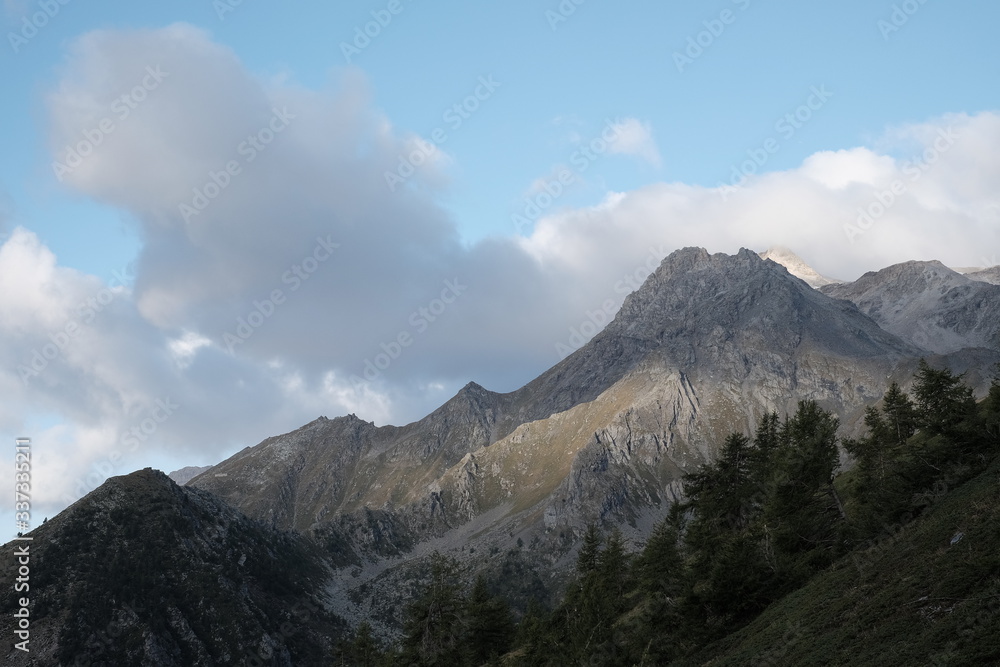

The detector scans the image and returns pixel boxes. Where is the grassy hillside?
[680,455,1000,666]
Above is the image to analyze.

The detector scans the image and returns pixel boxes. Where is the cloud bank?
[2,24,998,522]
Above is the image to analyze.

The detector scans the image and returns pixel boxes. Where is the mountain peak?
[759,246,839,288]
[822,259,1000,353]
[847,259,971,292]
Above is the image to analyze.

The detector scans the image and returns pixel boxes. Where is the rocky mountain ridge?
[821,260,1000,354]
[185,247,999,631]
[7,245,998,649]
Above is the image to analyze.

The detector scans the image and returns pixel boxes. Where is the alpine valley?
[4,246,999,665]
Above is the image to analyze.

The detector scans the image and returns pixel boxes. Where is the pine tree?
[913,359,976,437]
[465,575,514,665]
[514,598,554,664]
[881,382,918,447]
[638,506,684,598]
[634,505,686,663]
[576,523,602,576]
[986,364,1000,444]
[400,552,467,666]
[344,621,381,667]
[751,412,782,474]
[683,432,757,534]
[559,524,632,663]
[844,383,920,536]
[762,401,842,585]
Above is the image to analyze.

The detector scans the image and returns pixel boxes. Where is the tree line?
[334,361,1000,665]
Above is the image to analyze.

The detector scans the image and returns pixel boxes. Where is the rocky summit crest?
[179,246,1000,633]
[14,246,1000,645]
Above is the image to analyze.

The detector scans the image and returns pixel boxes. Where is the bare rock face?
[10,246,1000,644]
[167,465,212,485]
[194,248,919,536]
[185,247,1000,631]
[821,260,1000,354]
[963,265,1000,286]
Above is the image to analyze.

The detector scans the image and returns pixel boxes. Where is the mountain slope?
[966,265,1000,286]
[821,260,1000,354]
[0,469,344,666]
[182,247,1000,632]
[681,456,1000,666]
[167,465,211,485]
[193,248,924,537]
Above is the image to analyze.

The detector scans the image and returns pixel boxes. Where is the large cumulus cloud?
[1,23,998,526]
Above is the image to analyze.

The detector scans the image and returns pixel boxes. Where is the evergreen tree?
[343,621,381,667]
[913,359,976,438]
[762,401,842,585]
[576,523,602,576]
[638,505,684,598]
[465,575,514,665]
[986,364,1000,444]
[513,598,555,665]
[400,552,467,666]
[844,383,920,536]
[683,432,757,535]
[556,525,634,663]
[679,427,780,638]
[881,381,919,447]
[597,528,631,603]
[751,411,782,477]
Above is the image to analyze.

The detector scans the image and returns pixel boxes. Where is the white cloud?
[522,111,1000,282]
[3,23,998,532]
[607,117,662,167]
[800,148,897,190]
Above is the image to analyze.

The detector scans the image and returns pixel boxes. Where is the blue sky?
[1,0,998,537]
[5,0,998,273]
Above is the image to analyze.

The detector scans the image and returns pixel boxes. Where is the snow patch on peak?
[759,246,840,288]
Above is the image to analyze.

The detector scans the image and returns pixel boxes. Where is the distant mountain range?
[4,246,998,660]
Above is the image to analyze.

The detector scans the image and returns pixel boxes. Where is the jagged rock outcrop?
[821,260,1000,354]
[188,248,999,629]
[9,246,1000,644]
